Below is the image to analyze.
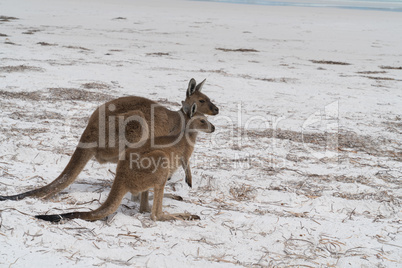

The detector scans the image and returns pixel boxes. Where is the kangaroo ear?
[187,78,197,97]
[195,78,206,92]
[190,103,197,118]
[182,101,189,114]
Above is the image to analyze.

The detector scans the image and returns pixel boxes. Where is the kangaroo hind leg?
[36,177,129,222]
[148,160,199,221]
[152,182,200,221]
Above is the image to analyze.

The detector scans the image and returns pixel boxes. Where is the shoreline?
[191,0,402,12]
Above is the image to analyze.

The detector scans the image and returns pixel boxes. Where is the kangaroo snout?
[211,105,219,115]
[210,124,215,133]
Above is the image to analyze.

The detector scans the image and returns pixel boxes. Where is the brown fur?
[35,103,215,222]
[0,79,218,202]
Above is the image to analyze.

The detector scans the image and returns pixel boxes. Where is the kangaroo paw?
[185,177,192,188]
[163,193,183,201]
[170,194,183,201]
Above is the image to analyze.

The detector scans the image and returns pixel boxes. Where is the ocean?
[191,0,402,12]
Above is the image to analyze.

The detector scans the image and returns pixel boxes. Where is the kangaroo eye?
[199,100,205,103]
[200,119,206,124]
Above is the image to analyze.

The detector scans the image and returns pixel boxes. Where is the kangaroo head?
[182,102,215,133]
[184,78,219,116]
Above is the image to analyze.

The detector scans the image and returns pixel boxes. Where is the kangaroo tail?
[0,147,94,201]
[36,180,128,222]
[35,213,73,223]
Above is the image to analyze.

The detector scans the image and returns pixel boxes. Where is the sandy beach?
[0,0,401,267]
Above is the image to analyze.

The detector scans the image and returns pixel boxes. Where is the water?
[191,0,402,12]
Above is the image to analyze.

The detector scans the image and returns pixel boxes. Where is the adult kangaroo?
[36,102,215,222]
[0,79,218,201]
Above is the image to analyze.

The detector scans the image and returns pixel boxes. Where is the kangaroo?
[35,102,215,222]
[0,78,218,202]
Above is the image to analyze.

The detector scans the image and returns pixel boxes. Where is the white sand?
[0,0,401,267]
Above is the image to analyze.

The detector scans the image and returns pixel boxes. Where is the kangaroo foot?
[154,212,200,221]
[171,213,200,221]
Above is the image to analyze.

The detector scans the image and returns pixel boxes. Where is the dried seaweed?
[0,65,44,73]
[216,48,259,52]
[311,60,351,65]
